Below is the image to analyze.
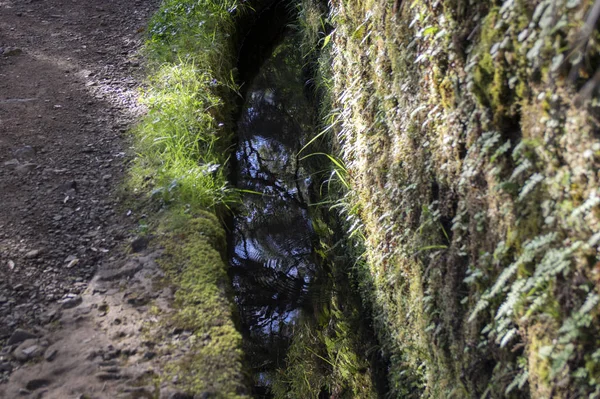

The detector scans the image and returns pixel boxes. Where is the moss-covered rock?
[157,210,247,397]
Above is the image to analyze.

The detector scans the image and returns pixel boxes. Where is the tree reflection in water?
[230,34,321,391]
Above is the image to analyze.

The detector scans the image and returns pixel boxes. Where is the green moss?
[304,0,600,397]
[158,210,246,397]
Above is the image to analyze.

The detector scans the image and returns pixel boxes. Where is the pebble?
[44,346,58,362]
[14,146,35,161]
[24,249,42,259]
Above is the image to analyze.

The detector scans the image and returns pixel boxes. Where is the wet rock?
[25,378,51,391]
[7,328,38,345]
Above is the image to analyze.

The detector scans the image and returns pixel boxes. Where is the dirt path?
[0,1,196,398]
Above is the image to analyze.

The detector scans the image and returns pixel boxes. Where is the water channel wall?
[298,0,600,397]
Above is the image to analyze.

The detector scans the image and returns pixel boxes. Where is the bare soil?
[0,0,154,338]
[0,1,196,398]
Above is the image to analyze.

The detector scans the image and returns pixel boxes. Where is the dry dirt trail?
[0,1,197,398]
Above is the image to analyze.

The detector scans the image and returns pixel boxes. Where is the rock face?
[301,0,600,397]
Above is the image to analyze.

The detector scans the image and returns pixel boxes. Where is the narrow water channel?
[230,32,322,395]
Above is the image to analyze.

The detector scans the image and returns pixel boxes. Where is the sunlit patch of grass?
[132,62,233,208]
[129,0,245,211]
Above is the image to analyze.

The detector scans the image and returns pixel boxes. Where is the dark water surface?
[230,34,321,393]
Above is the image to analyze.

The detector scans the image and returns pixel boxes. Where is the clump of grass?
[131,62,232,208]
[130,0,245,211]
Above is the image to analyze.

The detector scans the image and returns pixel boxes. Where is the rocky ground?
[0,1,200,397]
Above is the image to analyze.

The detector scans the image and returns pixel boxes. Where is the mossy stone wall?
[315,0,600,396]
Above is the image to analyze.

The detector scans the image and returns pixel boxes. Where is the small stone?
[66,258,79,269]
[22,345,40,356]
[25,249,42,259]
[44,346,58,362]
[14,146,35,161]
[102,174,112,180]
[7,328,38,345]
[3,48,23,56]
